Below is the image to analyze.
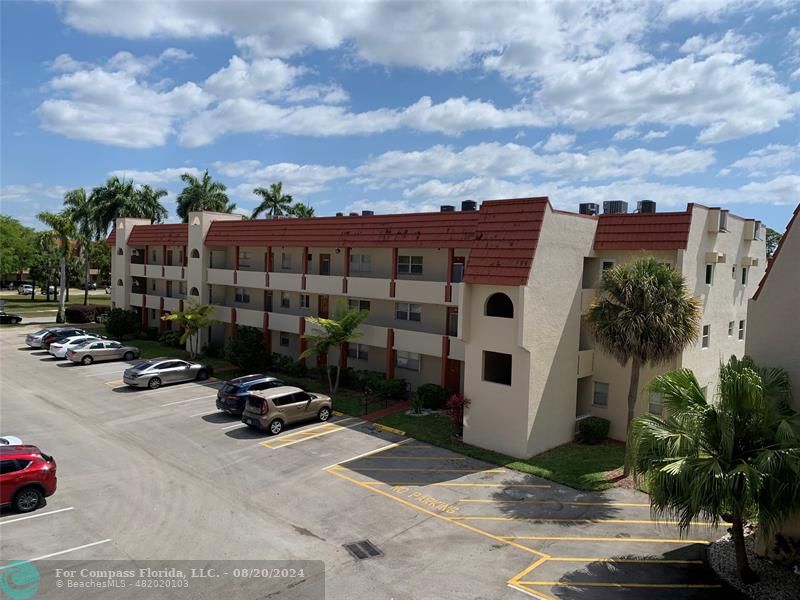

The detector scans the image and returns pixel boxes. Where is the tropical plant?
[176,170,235,222]
[225,326,269,373]
[251,182,293,218]
[105,308,140,338]
[300,303,369,395]
[63,187,97,305]
[134,184,169,224]
[627,357,799,583]
[585,257,701,433]
[28,231,60,301]
[90,176,168,235]
[766,227,782,257]
[0,216,37,281]
[289,202,315,217]
[36,210,76,322]
[161,302,218,357]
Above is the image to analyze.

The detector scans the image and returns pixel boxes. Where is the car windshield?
[32,329,49,336]
[222,383,241,393]
[129,361,155,372]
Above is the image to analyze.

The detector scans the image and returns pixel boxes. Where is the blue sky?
[1,0,798,231]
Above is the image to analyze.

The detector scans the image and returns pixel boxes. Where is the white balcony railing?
[305,274,343,295]
[163,297,181,312]
[212,305,232,324]
[448,337,465,361]
[163,265,184,280]
[208,268,235,286]
[394,279,447,305]
[269,272,303,293]
[237,270,266,289]
[145,294,161,308]
[577,349,594,378]
[347,276,391,300]
[268,311,300,334]
[130,264,145,278]
[129,292,143,307]
[236,307,264,328]
[394,328,442,357]
[357,323,388,347]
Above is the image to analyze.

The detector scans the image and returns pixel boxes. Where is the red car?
[0,446,57,512]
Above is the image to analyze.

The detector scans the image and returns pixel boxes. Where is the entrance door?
[445,359,461,393]
[319,254,331,276]
[451,257,466,283]
[318,295,329,318]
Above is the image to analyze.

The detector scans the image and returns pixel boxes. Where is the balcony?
[348,276,390,299]
[163,297,181,312]
[449,282,464,306]
[269,272,303,293]
[394,328,442,357]
[237,270,266,289]
[268,311,301,334]
[164,265,184,280]
[577,349,594,378]
[448,337,465,361]
[208,268,235,286]
[580,289,596,314]
[306,274,343,295]
[130,264,145,278]
[358,323,388,347]
[212,305,232,324]
[236,307,264,328]
[395,279,447,305]
[145,294,161,308]
[129,292,143,307]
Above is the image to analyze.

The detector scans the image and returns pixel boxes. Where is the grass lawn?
[375,412,627,492]
[1,293,111,317]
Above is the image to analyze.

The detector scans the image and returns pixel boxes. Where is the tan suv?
[241,386,333,435]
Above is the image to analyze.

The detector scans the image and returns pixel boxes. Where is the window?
[348,343,369,361]
[738,320,745,340]
[396,351,421,371]
[741,267,748,285]
[485,293,514,318]
[238,250,251,268]
[90,342,104,349]
[116,248,123,255]
[649,392,663,415]
[593,382,609,407]
[299,294,310,309]
[601,260,615,272]
[151,251,157,263]
[702,325,710,348]
[281,252,291,270]
[166,281,173,297]
[728,321,734,337]
[279,333,290,347]
[705,264,714,285]
[107,342,122,349]
[116,279,123,286]
[281,292,290,308]
[396,302,421,322]
[349,253,372,273]
[190,287,199,296]
[348,299,371,312]
[483,351,512,386]
[190,248,200,258]
[398,255,423,275]
[235,288,250,303]
[451,259,465,283]
[0,460,25,475]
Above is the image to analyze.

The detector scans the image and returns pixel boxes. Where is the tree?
[627,357,800,583]
[289,202,315,217]
[135,185,169,224]
[36,211,76,322]
[300,303,369,395]
[251,182,293,218]
[90,176,168,236]
[766,227,782,257]
[28,231,60,301]
[176,170,236,222]
[585,258,701,434]
[161,302,218,358]
[0,216,36,280]
[63,188,96,305]
[88,239,111,283]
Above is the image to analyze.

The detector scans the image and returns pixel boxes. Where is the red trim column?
[162,244,166,277]
[390,248,398,298]
[440,335,449,387]
[264,247,271,287]
[386,328,395,380]
[231,307,238,336]
[299,316,307,357]
[262,312,271,354]
[159,297,165,334]
[342,247,350,293]
[339,342,349,369]
[141,295,148,329]
[234,245,239,285]
[445,247,454,303]
[301,246,308,290]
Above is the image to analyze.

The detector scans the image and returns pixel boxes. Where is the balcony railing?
[129,292,143,307]
[394,328,443,357]
[130,264,145,278]
[208,268,235,286]
[236,307,264,328]
[306,274,343,295]
[448,337,465,361]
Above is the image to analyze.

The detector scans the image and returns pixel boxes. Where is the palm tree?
[627,357,799,583]
[300,304,369,395]
[585,257,701,433]
[161,302,218,358]
[251,182,293,218]
[135,185,169,224]
[90,176,168,236]
[176,170,235,222]
[289,202,315,217]
[37,210,76,323]
[63,188,97,305]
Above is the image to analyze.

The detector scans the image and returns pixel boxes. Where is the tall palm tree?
[63,188,97,305]
[585,257,701,433]
[251,182,293,218]
[289,202,315,217]
[90,176,168,235]
[135,185,169,224]
[300,304,369,395]
[37,210,76,323]
[627,357,799,582]
[176,170,235,222]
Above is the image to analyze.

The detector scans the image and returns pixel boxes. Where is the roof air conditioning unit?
[637,200,656,213]
[578,203,599,215]
[461,200,477,211]
[361,210,374,216]
[603,200,628,214]
[349,212,359,217]
[440,205,455,212]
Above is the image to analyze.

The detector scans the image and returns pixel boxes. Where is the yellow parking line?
[500,535,711,545]
[516,581,722,589]
[344,467,507,473]
[507,556,549,585]
[104,379,123,387]
[355,455,467,461]
[260,418,360,449]
[459,498,650,507]
[371,423,405,436]
[507,583,556,600]
[545,557,704,564]
[364,482,551,488]
[451,516,717,526]
[325,466,549,559]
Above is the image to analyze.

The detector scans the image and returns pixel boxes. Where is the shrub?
[141,327,159,341]
[159,331,183,348]
[104,308,140,339]
[202,343,225,359]
[374,377,408,400]
[411,393,425,414]
[225,326,269,373]
[578,416,610,445]
[65,303,112,324]
[416,383,449,410]
[446,394,470,436]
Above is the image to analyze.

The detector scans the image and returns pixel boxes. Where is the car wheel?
[13,487,43,513]
[14,318,21,324]
[123,351,134,361]
[81,355,94,365]
[318,407,331,422]
[268,419,284,435]
[148,377,162,390]
[196,369,209,381]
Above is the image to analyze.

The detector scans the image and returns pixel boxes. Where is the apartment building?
[108,197,765,457]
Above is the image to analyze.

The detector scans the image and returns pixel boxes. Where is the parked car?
[49,335,102,359]
[0,445,57,513]
[104,286,111,294]
[17,284,33,295]
[83,282,97,290]
[66,340,140,365]
[216,374,287,415]
[0,311,22,324]
[26,327,69,348]
[0,436,23,446]
[42,328,89,350]
[241,386,332,434]
[122,358,212,389]
[41,285,56,295]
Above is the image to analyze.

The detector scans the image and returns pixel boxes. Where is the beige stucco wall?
[111,217,149,309]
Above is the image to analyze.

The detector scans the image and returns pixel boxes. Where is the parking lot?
[1,322,730,599]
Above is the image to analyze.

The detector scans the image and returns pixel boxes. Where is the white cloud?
[642,129,670,141]
[612,127,639,141]
[106,167,202,185]
[220,161,350,196]
[0,183,69,202]
[540,133,576,152]
[680,30,757,56]
[726,144,800,175]
[344,198,443,215]
[204,56,303,98]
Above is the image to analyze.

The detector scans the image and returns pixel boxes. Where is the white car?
[0,435,23,446]
[49,335,102,359]
[17,284,33,294]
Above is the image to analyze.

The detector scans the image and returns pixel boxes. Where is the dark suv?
[216,374,286,415]
[42,328,89,350]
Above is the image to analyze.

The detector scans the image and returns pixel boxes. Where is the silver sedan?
[123,358,212,390]
[66,340,140,365]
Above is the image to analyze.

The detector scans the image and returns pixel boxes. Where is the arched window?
[190,287,200,296]
[190,248,200,259]
[116,279,123,286]
[485,293,514,318]
[116,248,124,255]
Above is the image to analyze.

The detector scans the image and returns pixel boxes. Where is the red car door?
[0,459,23,505]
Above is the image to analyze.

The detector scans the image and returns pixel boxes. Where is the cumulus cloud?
[680,30,757,56]
[540,133,576,152]
[106,167,202,185]
[726,144,800,176]
[642,130,670,141]
[204,56,304,98]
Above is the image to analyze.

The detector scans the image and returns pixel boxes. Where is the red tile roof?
[753,203,799,301]
[105,229,116,246]
[594,210,692,251]
[128,224,188,246]
[204,197,550,286]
